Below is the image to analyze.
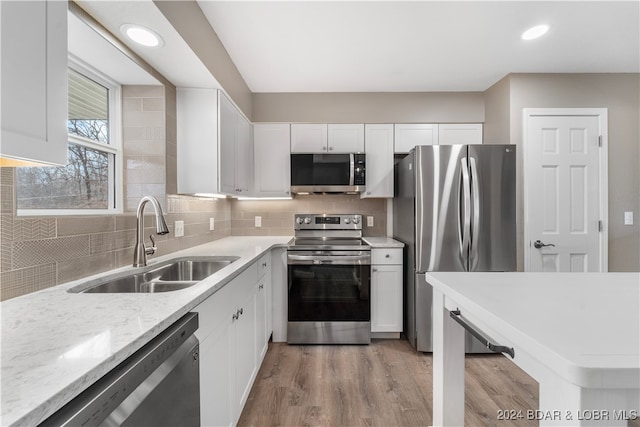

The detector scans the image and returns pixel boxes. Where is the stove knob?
[352,216,360,224]
[344,217,351,224]
[304,217,312,224]
[296,217,304,225]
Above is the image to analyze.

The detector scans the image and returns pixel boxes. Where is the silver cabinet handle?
[372,268,378,272]
[259,283,264,290]
[450,309,514,358]
[262,262,267,267]
[385,254,390,258]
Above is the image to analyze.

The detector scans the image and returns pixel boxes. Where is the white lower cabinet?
[371,248,403,333]
[195,256,272,427]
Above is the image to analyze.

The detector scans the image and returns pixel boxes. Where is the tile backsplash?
[0,184,231,301]
[230,195,387,237]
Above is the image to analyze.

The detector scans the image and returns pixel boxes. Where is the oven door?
[287,250,371,344]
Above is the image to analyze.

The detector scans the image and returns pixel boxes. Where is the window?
[16,61,121,214]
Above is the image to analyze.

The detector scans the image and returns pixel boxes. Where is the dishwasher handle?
[449,309,515,358]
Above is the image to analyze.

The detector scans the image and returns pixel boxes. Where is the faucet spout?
[133,196,169,267]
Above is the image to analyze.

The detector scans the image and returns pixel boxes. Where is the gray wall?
[253,92,485,123]
[485,73,640,271]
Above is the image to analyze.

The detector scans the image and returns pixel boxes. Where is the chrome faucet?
[133,196,169,267]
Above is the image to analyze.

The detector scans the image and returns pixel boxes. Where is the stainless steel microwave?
[290,153,365,194]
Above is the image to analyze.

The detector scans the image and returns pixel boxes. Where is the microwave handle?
[349,153,355,186]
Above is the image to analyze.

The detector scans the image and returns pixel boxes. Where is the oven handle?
[287,254,371,265]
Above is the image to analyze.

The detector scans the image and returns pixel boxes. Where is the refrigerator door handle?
[459,158,471,267]
[469,156,480,270]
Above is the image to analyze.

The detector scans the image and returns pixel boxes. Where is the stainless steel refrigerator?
[393,144,516,352]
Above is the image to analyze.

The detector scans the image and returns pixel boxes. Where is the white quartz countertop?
[0,236,292,427]
[363,237,404,248]
[425,272,640,389]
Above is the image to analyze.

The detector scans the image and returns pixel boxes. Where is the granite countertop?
[363,237,405,248]
[0,236,292,427]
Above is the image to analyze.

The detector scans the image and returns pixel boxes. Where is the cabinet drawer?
[257,253,271,278]
[371,248,403,265]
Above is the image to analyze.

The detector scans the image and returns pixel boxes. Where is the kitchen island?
[427,272,640,426]
[0,236,291,427]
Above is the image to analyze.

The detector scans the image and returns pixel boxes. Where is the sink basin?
[71,256,240,294]
[152,258,239,282]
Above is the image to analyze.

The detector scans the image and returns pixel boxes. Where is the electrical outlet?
[255,216,262,228]
[367,216,374,227]
[209,217,215,231]
[175,220,184,237]
[624,211,634,225]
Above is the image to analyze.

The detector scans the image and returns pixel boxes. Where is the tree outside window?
[16,66,118,211]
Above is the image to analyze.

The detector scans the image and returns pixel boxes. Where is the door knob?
[533,240,556,249]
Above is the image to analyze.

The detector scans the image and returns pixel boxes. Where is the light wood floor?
[238,339,541,427]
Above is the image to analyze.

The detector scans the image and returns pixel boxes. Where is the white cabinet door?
[219,92,239,194]
[371,265,403,332]
[218,92,253,195]
[236,115,253,193]
[255,278,269,362]
[254,123,291,197]
[198,320,232,427]
[438,123,483,145]
[371,248,403,333]
[231,287,257,423]
[291,124,328,153]
[328,124,365,153]
[177,88,219,194]
[194,278,236,427]
[362,124,394,198]
[394,124,438,153]
[1,1,67,166]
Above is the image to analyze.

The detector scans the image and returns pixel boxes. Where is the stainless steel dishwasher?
[40,313,200,427]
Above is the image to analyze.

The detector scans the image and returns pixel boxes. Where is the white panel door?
[525,110,607,272]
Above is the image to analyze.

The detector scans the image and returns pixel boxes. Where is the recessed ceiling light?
[120,24,164,47]
[522,24,549,41]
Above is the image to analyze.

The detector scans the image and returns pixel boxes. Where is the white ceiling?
[197,0,640,92]
[76,1,639,94]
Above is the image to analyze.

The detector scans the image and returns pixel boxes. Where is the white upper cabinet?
[290,124,327,153]
[394,124,438,153]
[253,123,291,197]
[327,124,365,152]
[362,124,394,198]
[1,1,68,166]
[177,88,219,194]
[177,89,252,196]
[438,123,483,145]
[291,123,364,153]
[219,92,252,195]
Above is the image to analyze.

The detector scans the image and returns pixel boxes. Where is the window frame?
[17,56,123,216]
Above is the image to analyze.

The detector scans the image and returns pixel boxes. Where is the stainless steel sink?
[70,256,240,294]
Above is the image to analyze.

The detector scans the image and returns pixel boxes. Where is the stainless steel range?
[287,214,371,344]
